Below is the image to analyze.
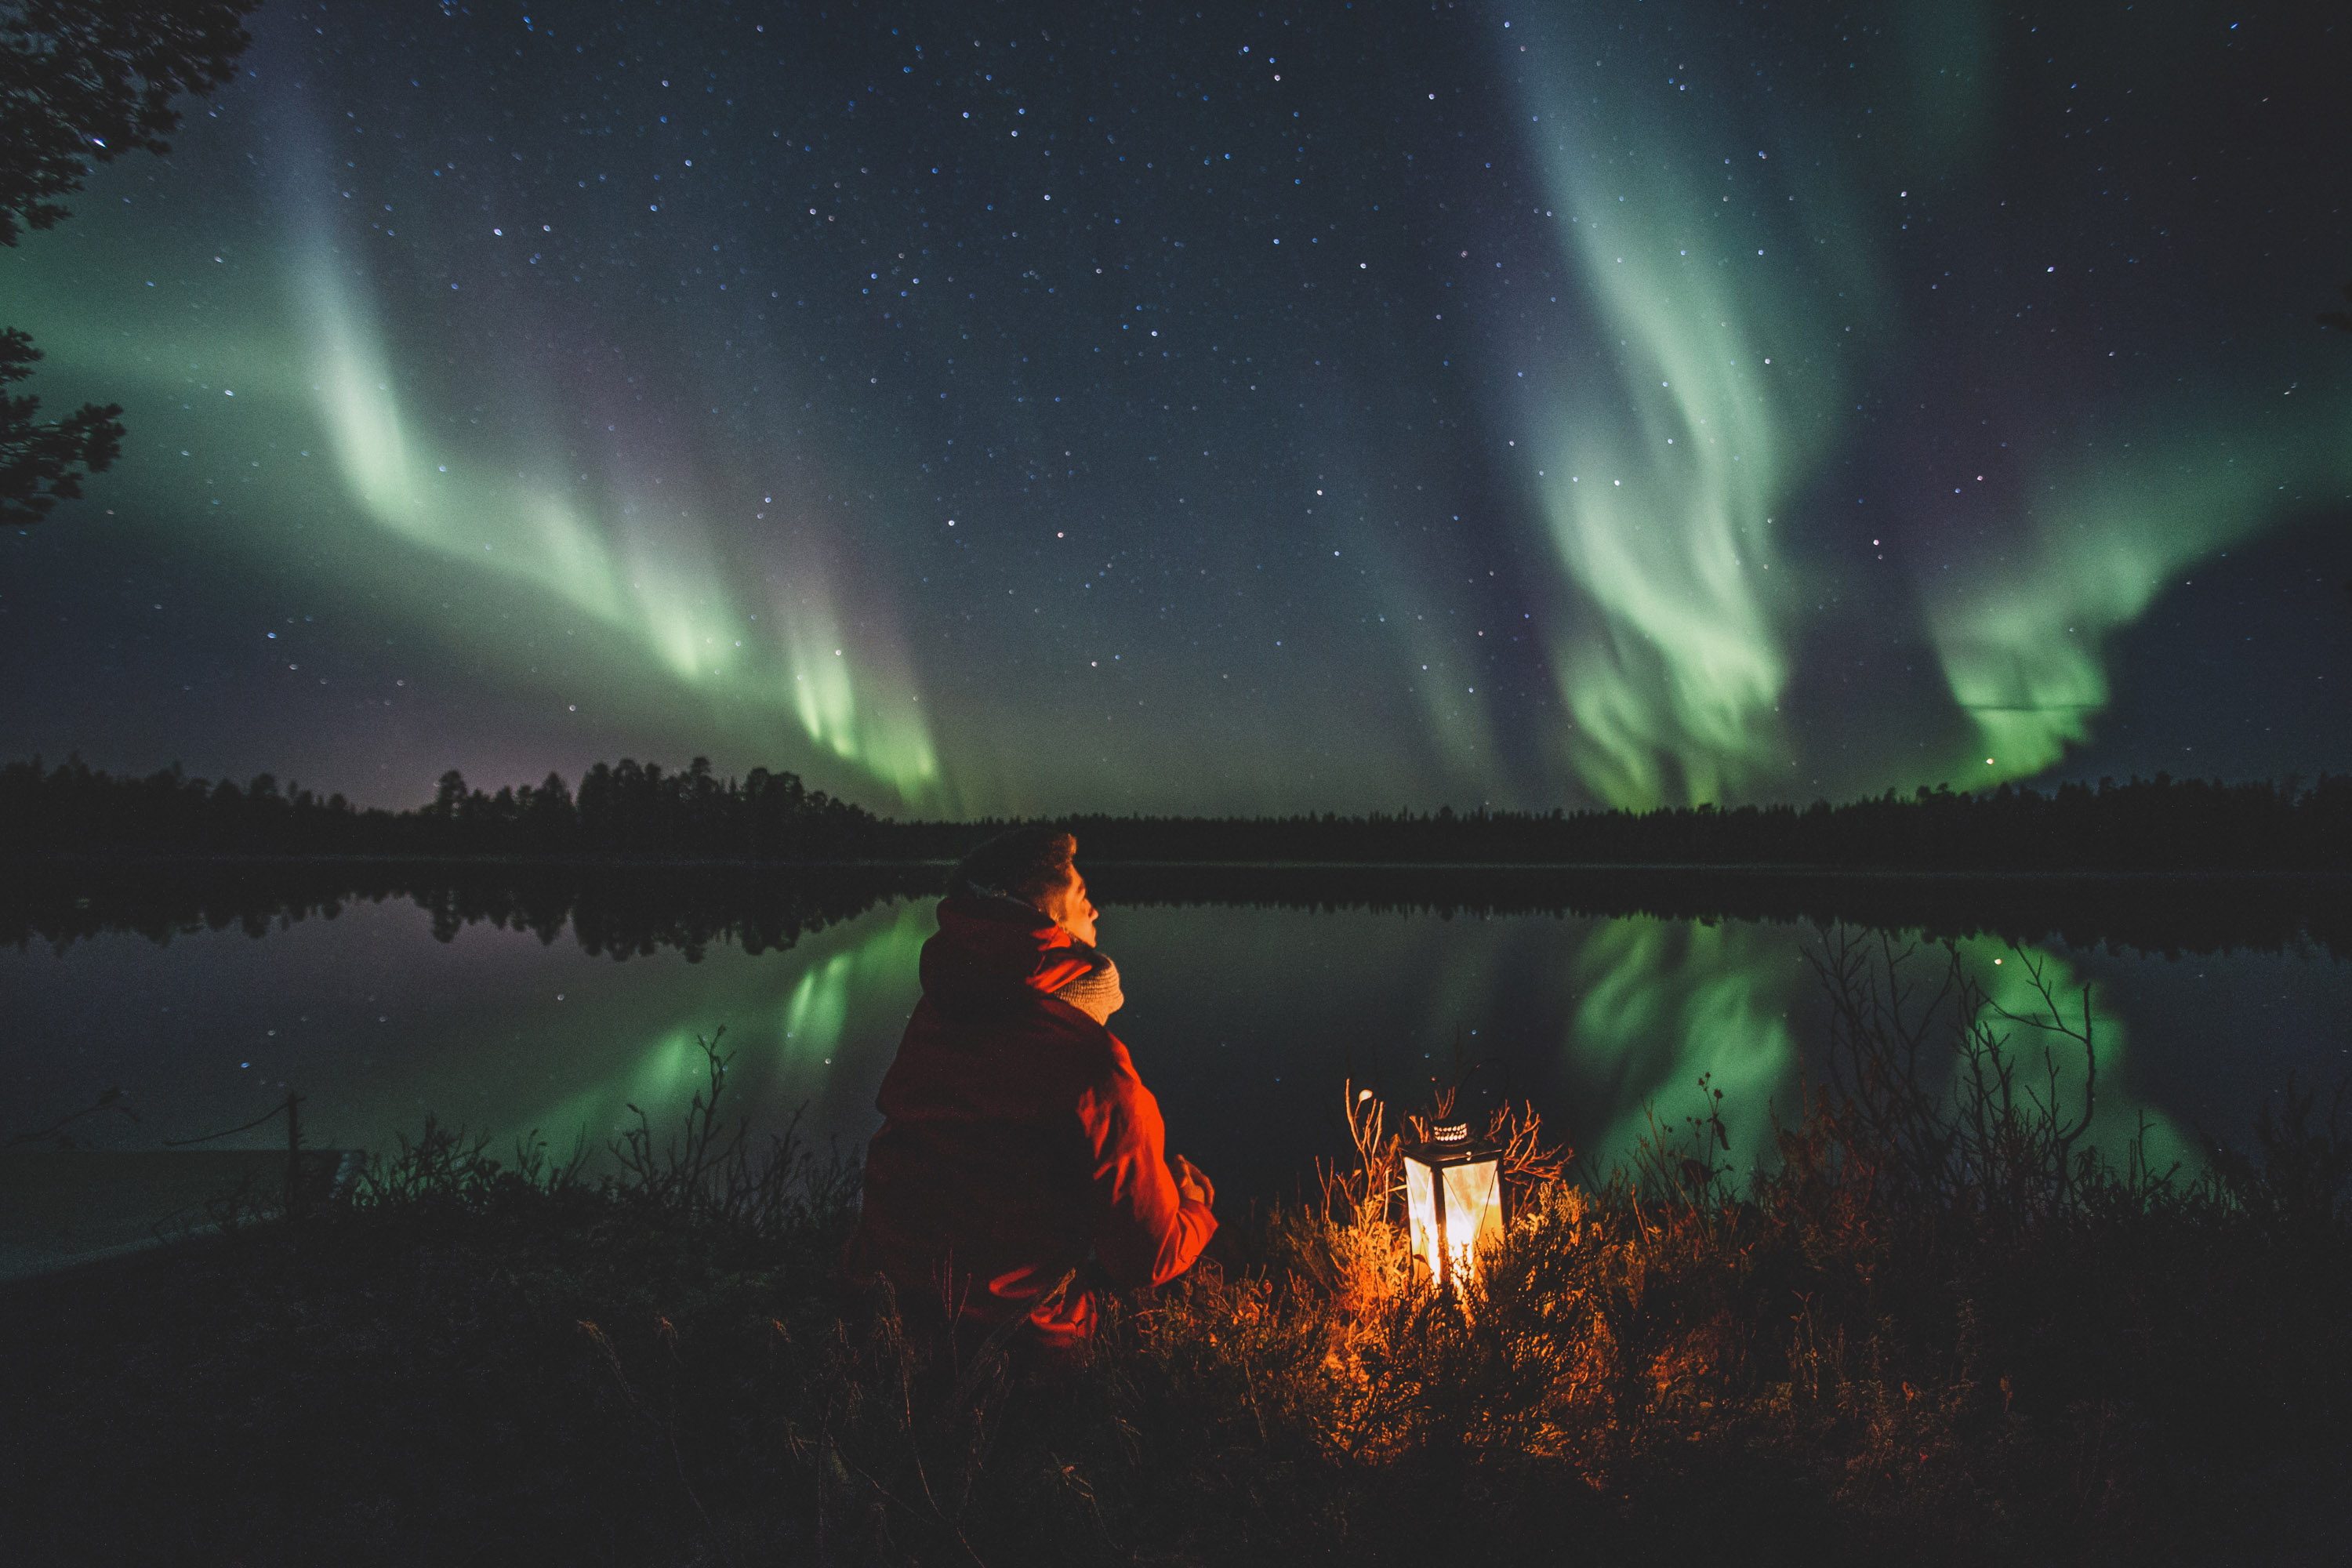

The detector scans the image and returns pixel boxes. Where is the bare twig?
[5,1085,138,1149]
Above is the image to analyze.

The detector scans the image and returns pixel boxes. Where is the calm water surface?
[9,880,2350,1199]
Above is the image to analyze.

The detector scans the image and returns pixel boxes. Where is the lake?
[7,865,2350,1215]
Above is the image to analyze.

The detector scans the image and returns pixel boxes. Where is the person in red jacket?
[842,827,1216,1352]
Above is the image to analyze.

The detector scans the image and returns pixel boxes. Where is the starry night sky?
[3,0,2347,819]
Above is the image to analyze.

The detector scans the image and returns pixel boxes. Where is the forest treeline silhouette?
[7,753,2352,873]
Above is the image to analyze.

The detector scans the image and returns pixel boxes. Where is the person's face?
[1037,866,1099,947]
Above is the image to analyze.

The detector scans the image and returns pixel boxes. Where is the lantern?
[1401,1120,1504,1295]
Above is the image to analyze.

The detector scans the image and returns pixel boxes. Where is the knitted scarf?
[1054,946,1125,1024]
[964,884,1125,1024]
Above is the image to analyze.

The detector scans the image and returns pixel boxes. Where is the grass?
[4,935,2350,1565]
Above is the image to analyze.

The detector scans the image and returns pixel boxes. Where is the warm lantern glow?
[1401,1123,1504,1294]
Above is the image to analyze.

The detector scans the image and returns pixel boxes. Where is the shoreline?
[10,851,2352,880]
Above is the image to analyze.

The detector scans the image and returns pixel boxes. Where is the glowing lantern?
[1401,1121,1504,1294]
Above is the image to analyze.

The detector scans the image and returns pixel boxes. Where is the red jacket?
[841,895,1214,1345]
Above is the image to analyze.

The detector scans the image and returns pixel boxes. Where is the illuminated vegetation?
[5,939,2350,1563]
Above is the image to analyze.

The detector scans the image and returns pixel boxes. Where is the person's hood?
[919,893,1097,1016]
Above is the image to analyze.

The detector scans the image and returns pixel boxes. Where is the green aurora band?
[1508,17,1882,809]
[517,902,932,1158]
[294,227,946,805]
[1,141,947,809]
[1504,10,2347,808]
[1569,918,1801,1174]
[1563,923,2185,1192]
[1922,404,2352,784]
[1961,938,2190,1176]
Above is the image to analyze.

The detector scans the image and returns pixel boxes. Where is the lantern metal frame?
[1399,1120,1505,1297]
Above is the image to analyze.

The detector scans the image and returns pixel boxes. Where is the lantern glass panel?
[1443,1158,1504,1282]
[1401,1143,1504,1292]
[1404,1156,1440,1284]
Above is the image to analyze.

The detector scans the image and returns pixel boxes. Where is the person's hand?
[1173,1153,1215,1210]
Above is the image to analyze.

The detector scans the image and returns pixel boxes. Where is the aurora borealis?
[3,0,2347,816]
